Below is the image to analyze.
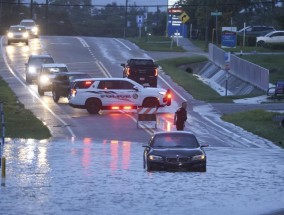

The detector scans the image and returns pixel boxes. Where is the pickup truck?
[121,58,159,87]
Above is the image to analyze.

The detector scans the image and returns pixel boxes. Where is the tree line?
[0,0,283,40]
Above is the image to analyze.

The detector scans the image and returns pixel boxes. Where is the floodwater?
[0,138,283,215]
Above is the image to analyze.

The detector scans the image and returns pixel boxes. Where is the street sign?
[179,12,190,23]
[136,15,144,25]
[211,11,222,16]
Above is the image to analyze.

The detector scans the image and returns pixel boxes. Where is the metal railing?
[209,43,269,91]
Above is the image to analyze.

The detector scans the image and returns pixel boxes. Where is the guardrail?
[209,43,269,91]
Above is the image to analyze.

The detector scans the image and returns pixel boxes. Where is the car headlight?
[7,32,14,38]
[149,155,163,161]
[32,27,38,33]
[28,66,36,74]
[39,75,50,84]
[23,32,29,38]
[192,154,206,161]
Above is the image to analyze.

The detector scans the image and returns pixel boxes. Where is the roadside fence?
[208,43,269,91]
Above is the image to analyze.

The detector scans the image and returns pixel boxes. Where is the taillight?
[126,68,131,76]
[154,68,158,76]
[163,89,171,106]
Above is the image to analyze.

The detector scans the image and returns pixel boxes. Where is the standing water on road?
[1,138,283,215]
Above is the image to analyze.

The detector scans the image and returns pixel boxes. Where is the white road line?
[0,36,76,138]
[114,38,132,51]
[76,37,89,48]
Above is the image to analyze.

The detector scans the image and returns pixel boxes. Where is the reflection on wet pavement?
[1,138,283,215]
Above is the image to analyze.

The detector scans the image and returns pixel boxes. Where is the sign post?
[211,10,222,45]
[224,52,231,96]
[136,15,144,38]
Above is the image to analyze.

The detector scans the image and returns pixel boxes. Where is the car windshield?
[10,27,26,32]
[152,133,199,149]
[21,22,35,27]
[42,67,68,75]
[30,58,54,66]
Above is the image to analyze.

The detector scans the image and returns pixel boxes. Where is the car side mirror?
[133,86,139,91]
[121,63,125,67]
[200,144,209,148]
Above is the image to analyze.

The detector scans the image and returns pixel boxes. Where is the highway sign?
[211,11,222,16]
[179,12,190,23]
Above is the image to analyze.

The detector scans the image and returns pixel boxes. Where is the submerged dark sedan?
[143,131,207,172]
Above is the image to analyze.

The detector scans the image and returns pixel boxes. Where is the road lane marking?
[0,36,76,138]
[114,39,132,51]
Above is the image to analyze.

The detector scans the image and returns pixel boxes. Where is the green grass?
[222,110,284,147]
[128,36,186,52]
[0,77,51,139]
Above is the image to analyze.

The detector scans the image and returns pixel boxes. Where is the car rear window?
[73,80,94,89]
[129,59,154,66]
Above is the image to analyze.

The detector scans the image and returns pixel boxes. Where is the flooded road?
[1,138,283,215]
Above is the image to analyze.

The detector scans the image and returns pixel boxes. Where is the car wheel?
[38,86,44,96]
[52,90,60,103]
[257,41,264,47]
[146,161,154,172]
[142,98,159,108]
[86,98,102,114]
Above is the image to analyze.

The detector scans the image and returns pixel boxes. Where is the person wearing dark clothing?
[174,102,187,131]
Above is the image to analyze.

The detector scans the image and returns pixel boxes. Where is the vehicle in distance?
[37,63,68,96]
[52,72,91,102]
[121,58,159,87]
[256,31,284,47]
[20,19,39,38]
[7,25,29,45]
[68,78,171,114]
[143,131,207,172]
[25,54,55,84]
[237,26,275,37]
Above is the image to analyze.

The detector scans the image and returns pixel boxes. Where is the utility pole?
[124,0,128,38]
[30,0,33,19]
[205,0,209,49]
[45,0,49,34]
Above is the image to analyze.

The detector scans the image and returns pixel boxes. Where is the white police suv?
[68,78,171,114]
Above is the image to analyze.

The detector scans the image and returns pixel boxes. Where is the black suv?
[51,72,91,102]
[25,54,54,84]
[121,58,159,87]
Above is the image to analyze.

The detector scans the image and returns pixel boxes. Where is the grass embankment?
[222,110,284,146]
[128,36,185,52]
[0,77,51,139]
